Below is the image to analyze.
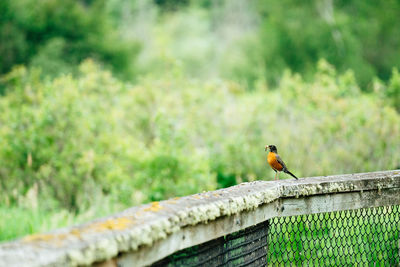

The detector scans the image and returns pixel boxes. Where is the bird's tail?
[285,170,298,179]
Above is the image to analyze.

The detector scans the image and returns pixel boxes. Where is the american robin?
[265,145,298,180]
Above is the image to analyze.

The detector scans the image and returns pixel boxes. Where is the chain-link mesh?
[268,205,400,266]
[153,205,400,266]
[152,221,269,267]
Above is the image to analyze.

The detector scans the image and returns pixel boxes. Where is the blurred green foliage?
[0,0,400,241]
[0,60,399,213]
[249,0,400,88]
[3,0,400,88]
[0,0,139,79]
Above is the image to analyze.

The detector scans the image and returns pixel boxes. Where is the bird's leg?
[277,172,280,180]
[274,172,277,181]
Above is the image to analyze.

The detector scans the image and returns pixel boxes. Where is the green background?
[0,0,399,241]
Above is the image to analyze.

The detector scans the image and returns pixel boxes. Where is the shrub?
[0,60,399,212]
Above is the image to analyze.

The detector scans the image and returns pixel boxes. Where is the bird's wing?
[276,154,287,170]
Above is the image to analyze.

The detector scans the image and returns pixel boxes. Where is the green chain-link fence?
[152,205,399,266]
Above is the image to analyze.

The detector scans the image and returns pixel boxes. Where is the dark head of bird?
[265,145,277,153]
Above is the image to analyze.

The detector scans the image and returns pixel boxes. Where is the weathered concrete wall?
[0,170,399,267]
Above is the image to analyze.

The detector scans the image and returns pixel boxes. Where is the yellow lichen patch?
[70,229,82,238]
[143,202,163,212]
[166,197,181,204]
[192,195,201,199]
[90,217,133,232]
[24,217,135,243]
[23,233,67,243]
[66,217,135,237]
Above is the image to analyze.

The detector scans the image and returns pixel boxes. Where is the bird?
[265,145,298,180]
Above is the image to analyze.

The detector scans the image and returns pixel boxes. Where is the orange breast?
[267,152,283,171]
